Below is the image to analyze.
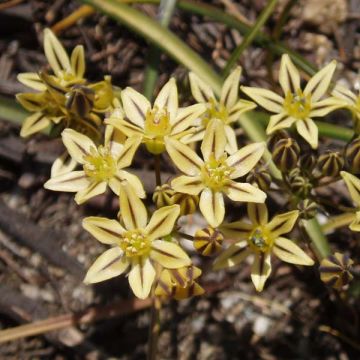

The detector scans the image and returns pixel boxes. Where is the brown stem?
[154,154,162,187]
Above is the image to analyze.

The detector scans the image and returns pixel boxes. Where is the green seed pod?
[272,137,300,172]
[319,252,354,290]
[267,129,290,153]
[246,167,272,191]
[194,227,223,256]
[153,184,174,208]
[287,169,312,198]
[172,192,199,216]
[317,151,344,177]
[345,137,360,174]
[297,199,317,219]
[299,153,317,173]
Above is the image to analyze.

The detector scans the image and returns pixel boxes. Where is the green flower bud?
[272,137,300,172]
[345,137,360,174]
[246,167,272,191]
[317,151,344,177]
[297,199,317,219]
[267,129,290,153]
[319,252,354,290]
[194,227,223,256]
[172,192,199,216]
[153,184,174,208]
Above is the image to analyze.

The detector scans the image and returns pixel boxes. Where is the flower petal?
[104,124,126,159]
[44,170,89,192]
[220,66,241,109]
[199,189,225,228]
[341,171,360,206]
[171,175,204,195]
[171,103,206,133]
[225,181,267,203]
[273,237,314,265]
[116,136,142,168]
[224,125,238,154]
[266,113,296,134]
[247,203,268,225]
[332,84,357,105]
[145,205,180,241]
[110,170,145,198]
[241,86,284,113]
[121,87,150,128]
[20,113,50,137]
[304,60,337,102]
[227,142,266,178]
[84,247,129,284]
[62,128,96,164]
[105,117,144,138]
[119,181,148,230]
[296,118,318,149]
[75,181,107,204]
[189,72,215,103]
[70,45,85,79]
[309,97,345,117]
[17,72,46,91]
[83,216,125,245]
[220,221,252,240]
[16,93,46,112]
[201,118,227,161]
[128,256,155,299]
[251,251,272,292]
[266,210,299,238]
[350,211,360,232]
[43,28,71,75]
[51,151,77,177]
[213,242,251,270]
[151,240,191,268]
[165,137,203,176]
[228,99,256,123]
[279,54,301,95]
[154,78,178,122]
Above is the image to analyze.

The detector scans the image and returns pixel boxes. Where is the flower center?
[201,154,233,191]
[202,98,228,126]
[83,146,116,181]
[118,229,151,257]
[248,227,272,252]
[284,90,311,119]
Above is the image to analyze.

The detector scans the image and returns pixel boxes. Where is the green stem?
[143,0,177,100]
[301,218,331,260]
[223,0,279,78]
[0,95,29,125]
[322,213,355,234]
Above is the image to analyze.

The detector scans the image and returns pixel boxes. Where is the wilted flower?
[214,203,314,291]
[44,127,144,204]
[166,119,266,227]
[184,67,256,153]
[242,54,344,149]
[155,265,204,300]
[83,182,191,299]
[105,78,206,154]
[340,171,360,231]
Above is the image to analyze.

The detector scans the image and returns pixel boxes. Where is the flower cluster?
[18,29,360,298]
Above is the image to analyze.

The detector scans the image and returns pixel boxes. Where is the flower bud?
[272,137,300,172]
[172,192,199,216]
[319,252,354,290]
[246,167,272,191]
[194,227,224,256]
[297,199,317,219]
[287,169,312,198]
[317,151,344,177]
[153,184,174,208]
[267,129,290,153]
[299,153,317,173]
[345,137,360,174]
[65,85,95,118]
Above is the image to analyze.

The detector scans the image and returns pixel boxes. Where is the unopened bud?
[153,184,174,208]
[345,137,360,174]
[317,151,344,177]
[194,227,224,256]
[246,167,272,191]
[172,192,199,216]
[297,199,317,219]
[272,137,300,172]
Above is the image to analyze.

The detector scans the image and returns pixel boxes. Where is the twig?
[0,0,24,12]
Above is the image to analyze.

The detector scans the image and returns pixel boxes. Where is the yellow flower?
[166,119,266,227]
[105,78,206,154]
[155,265,204,300]
[185,67,256,153]
[241,54,344,149]
[83,182,191,299]
[214,203,314,291]
[44,127,144,204]
[340,171,360,231]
